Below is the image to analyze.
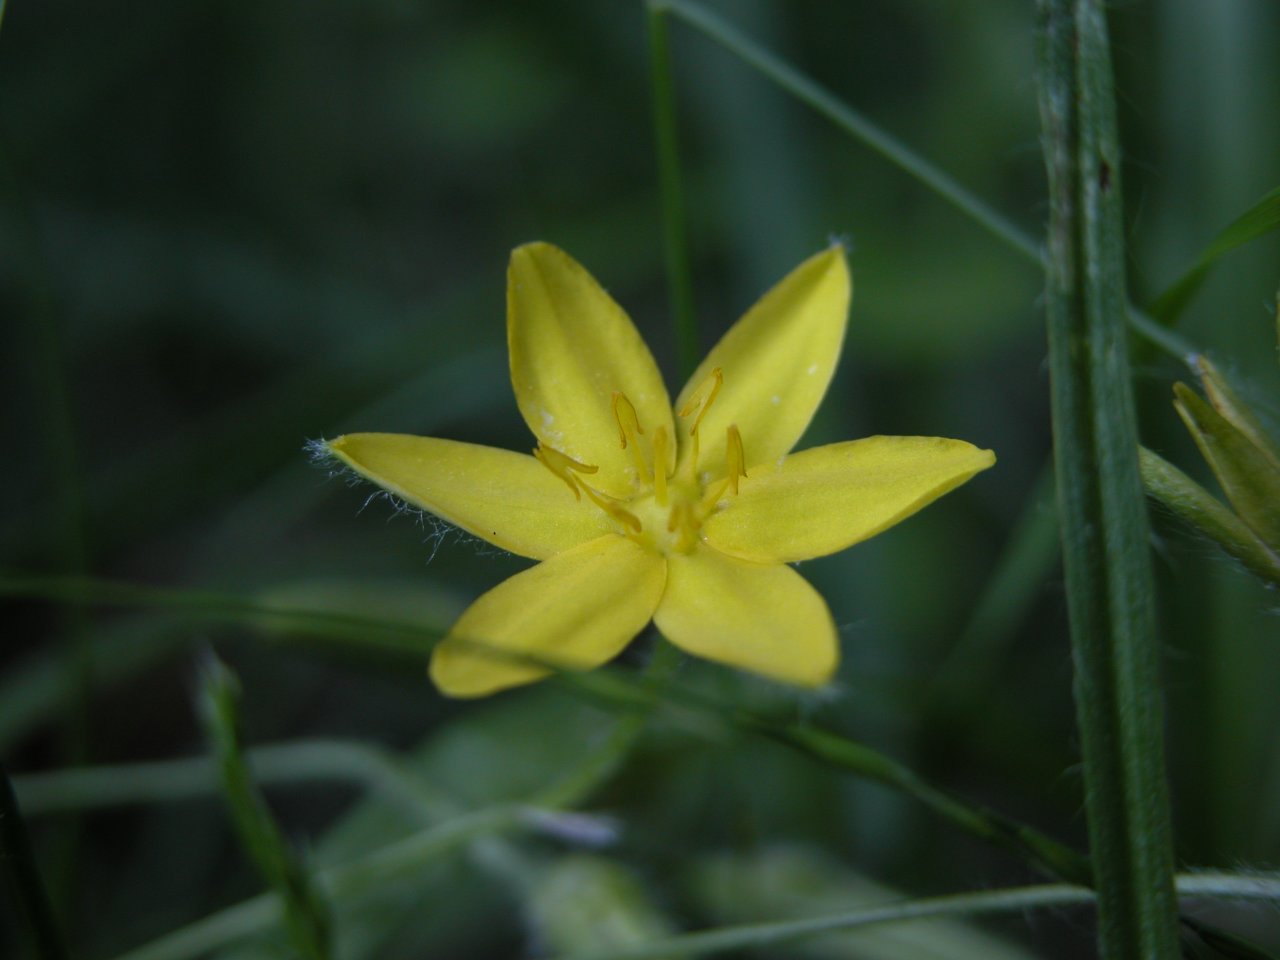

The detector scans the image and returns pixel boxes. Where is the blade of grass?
[927,458,1060,719]
[199,655,331,960]
[656,0,1195,362]
[1149,185,1280,326]
[1037,2,1180,957]
[1,762,69,960]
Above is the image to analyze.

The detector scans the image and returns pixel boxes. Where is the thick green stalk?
[646,2,699,380]
[1036,2,1180,957]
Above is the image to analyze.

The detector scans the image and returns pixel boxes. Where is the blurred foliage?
[2,0,1278,957]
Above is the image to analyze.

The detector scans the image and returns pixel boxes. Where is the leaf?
[1174,383,1280,548]
[1138,446,1280,589]
[1148,186,1280,326]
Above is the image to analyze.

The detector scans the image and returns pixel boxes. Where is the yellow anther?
[651,425,670,505]
[678,367,723,437]
[725,424,747,496]
[534,444,598,501]
[611,392,644,447]
[612,392,651,482]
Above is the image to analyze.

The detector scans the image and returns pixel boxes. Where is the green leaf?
[1193,356,1280,470]
[1148,186,1280,326]
[1138,447,1280,589]
[1174,383,1280,548]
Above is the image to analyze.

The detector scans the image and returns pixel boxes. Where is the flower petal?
[430,535,667,697]
[328,433,611,560]
[655,548,837,687]
[674,246,850,474]
[705,436,996,563]
[508,243,674,497]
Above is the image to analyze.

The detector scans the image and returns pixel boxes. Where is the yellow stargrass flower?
[327,243,995,697]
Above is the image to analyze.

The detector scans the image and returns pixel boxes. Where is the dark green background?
[2,0,1278,956]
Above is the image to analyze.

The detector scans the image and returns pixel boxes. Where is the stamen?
[611,392,650,481]
[651,425,670,505]
[534,444,598,501]
[579,482,643,534]
[678,367,723,437]
[725,424,747,495]
[699,426,748,511]
[611,392,644,445]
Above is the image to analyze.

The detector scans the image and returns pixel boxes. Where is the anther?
[611,392,644,446]
[725,425,747,496]
[678,367,723,437]
[534,444,598,500]
[612,392,651,482]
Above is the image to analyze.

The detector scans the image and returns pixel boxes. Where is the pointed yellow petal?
[430,535,667,697]
[328,433,611,560]
[508,243,674,497]
[674,246,850,474]
[655,549,837,687]
[705,437,995,563]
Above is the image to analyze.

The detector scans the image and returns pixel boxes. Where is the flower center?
[533,368,747,555]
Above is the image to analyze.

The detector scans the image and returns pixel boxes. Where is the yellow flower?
[327,243,994,697]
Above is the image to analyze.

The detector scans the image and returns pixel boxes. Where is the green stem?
[658,0,1196,362]
[0,575,442,656]
[647,2,699,380]
[1037,3,1180,957]
[662,0,1034,260]
[8,573,1082,887]
[0,763,69,960]
[554,873,1280,960]
[738,717,1093,885]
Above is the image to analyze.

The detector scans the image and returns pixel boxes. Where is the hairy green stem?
[1037,2,1180,956]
